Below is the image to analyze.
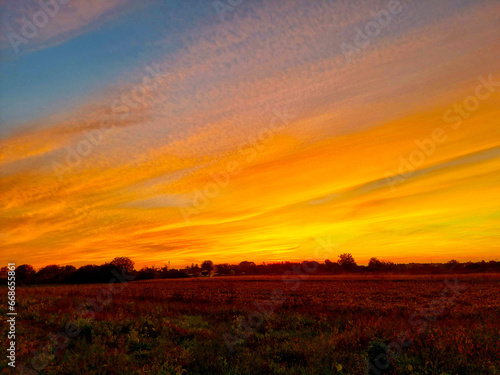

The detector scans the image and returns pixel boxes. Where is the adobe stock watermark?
[443,74,500,130]
[17,268,135,375]
[223,260,319,352]
[5,0,71,55]
[213,0,244,22]
[364,278,466,375]
[52,63,169,180]
[385,74,499,191]
[341,0,407,63]
[311,235,342,262]
[179,107,296,224]
[223,236,338,351]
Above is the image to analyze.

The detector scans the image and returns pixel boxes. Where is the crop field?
[3,274,499,375]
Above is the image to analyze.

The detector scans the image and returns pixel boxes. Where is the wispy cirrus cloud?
[0,0,136,55]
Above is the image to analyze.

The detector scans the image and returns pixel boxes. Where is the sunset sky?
[1,0,499,269]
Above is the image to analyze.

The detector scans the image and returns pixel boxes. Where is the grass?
[2,274,499,374]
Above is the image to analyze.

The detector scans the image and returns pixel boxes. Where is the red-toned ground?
[5,274,500,374]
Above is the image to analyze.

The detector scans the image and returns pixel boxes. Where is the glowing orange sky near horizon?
[0,0,499,270]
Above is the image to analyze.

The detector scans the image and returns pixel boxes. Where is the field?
[3,274,500,375]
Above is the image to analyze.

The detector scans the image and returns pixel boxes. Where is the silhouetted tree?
[186,263,201,276]
[35,265,77,284]
[16,264,36,284]
[163,269,188,278]
[323,259,340,274]
[110,257,135,273]
[201,260,214,273]
[238,261,257,275]
[445,259,460,272]
[159,265,170,278]
[35,265,59,284]
[215,263,232,275]
[6,256,499,285]
[60,265,76,283]
[0,267,8,283]
[368,257,382,268]
[368,258,397,272]
[138,266,160,280]
[69,264,115,284]
[338,253,357,271]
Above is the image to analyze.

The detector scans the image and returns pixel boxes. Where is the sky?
[0,0,499,269]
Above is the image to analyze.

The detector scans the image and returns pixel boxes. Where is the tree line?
[1,255,499,285]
